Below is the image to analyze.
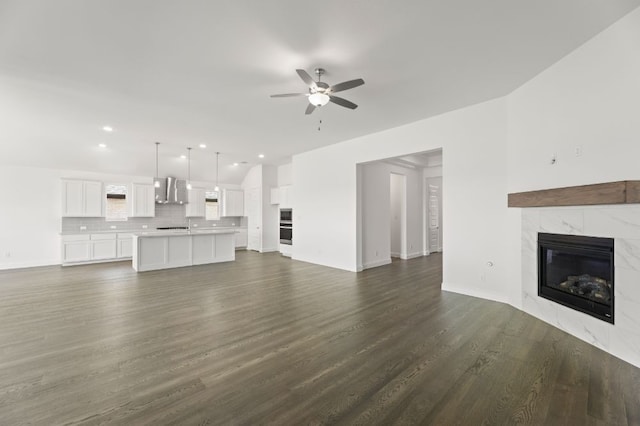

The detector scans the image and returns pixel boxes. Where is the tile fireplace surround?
[521,205,640,368]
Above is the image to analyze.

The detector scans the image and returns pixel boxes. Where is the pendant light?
[186,147,192,190]
[214,151,220,192]
[154,142,161,188]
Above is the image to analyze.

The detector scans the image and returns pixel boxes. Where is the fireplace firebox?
[538,233,614,323]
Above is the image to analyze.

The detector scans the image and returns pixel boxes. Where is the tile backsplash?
[62,204,246,233]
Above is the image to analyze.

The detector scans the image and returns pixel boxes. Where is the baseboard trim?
[401,251,423,260]
[363,258,392,270]
[0,259,61,271]
[259,247,279,253]
[63,258,132,267]
[441,281,509,304]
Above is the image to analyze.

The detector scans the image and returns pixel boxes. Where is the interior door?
[428,184,440,253]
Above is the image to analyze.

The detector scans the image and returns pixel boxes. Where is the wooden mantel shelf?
[508,181,640,208]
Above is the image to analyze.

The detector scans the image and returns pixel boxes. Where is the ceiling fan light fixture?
[308,92,330,107]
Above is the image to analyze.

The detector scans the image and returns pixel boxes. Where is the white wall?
[0,166,64,269]
[360,162,391,269]
[507,7,640,192]
[389,173,404,258]
[277,163,292,186]
[506,6,640,309]
[293,98,510,302]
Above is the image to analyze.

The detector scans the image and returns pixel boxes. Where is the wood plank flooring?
[0,251,639,425]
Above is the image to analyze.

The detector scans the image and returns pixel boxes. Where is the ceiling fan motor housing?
[311,81,329,94]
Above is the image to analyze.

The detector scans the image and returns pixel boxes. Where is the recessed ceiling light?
[233,162,239,166]
[180,155,187,159]
[258,154,264,158]
[98,143,107,148]
[102,126,113,132]
[199,144,207,149]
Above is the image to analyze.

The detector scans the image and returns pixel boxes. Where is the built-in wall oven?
[280,208,292,245]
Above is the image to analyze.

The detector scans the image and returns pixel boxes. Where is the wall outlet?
[110,225,116,229]
[80,226,87,230]
[575,145,583,157]
[142,225,148,229]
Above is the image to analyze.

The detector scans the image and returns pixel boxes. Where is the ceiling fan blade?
[270,93,308,98]
[329,78,364,93]
[305,103,316,115]
[296,69,318,90]
[329,95,358,110]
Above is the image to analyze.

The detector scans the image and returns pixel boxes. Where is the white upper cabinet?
[61,179,103,217]
[221,189,244,217]
[270,187,280,205]
[186,188,206,217]
[129,183,155,217]
[279,185,292,209]
[269,185,292,208]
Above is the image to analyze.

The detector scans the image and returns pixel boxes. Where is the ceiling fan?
[271,68,365,115]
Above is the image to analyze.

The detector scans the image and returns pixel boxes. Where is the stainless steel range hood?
[153,177,188,204]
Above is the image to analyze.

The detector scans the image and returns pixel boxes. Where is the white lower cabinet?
[133,232,235,272]
[62,233,133,265]
[62,235,91,263]
[117,234,133,258]
[235,228,248,248]
[91,234,117,260]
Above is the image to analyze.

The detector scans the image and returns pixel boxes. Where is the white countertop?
[61,226,246,236]
[132,229,237,237]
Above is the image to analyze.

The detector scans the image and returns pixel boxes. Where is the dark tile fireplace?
[538,233,614,323]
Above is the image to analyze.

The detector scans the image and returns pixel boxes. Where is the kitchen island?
[132,229,236,272]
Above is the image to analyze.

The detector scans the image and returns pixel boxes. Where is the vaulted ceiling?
[1,0,638,183]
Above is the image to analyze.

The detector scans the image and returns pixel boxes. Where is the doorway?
[356,149,442,271]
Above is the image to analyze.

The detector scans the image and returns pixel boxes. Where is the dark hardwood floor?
[0,251,639,425]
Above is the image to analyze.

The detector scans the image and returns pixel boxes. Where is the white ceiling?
[1,0,638,184]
